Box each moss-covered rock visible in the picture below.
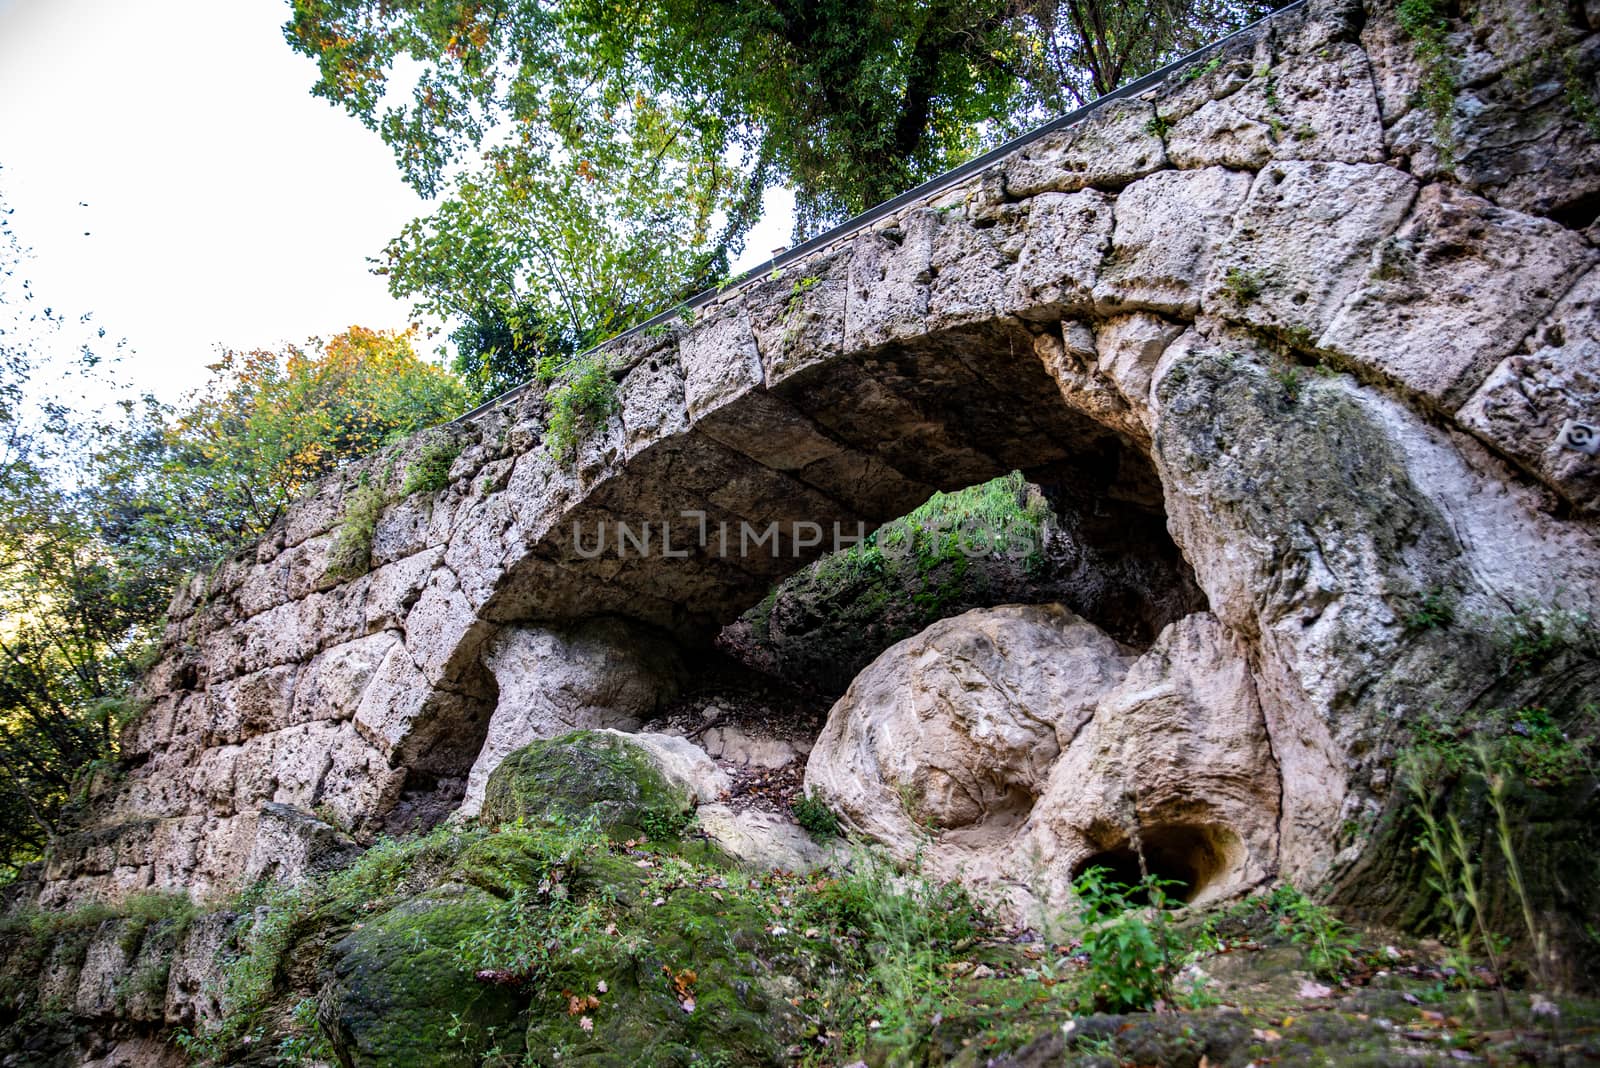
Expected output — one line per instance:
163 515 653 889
321 882 527 1068
479 731 695 840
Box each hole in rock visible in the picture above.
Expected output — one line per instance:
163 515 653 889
1072 823 1241 906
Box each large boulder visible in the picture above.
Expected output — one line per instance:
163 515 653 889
803 604 1135 871
321 882 527 1068
478 731 714 840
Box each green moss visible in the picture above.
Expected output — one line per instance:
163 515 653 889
480 732 694 840
323 883 527 1068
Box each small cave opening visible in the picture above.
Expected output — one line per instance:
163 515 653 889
1071 823 1242 906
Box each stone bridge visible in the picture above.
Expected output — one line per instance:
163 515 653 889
42 0 1600 915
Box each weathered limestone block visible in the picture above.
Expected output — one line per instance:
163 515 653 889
1002 98 1166 198
1093 167 1252 316
458 618 685 817
1008 189 1114 319
1203 160 1418 340
402 569 481 686
73 919 136 1018
352 639 433 754
681 300 764 425
804 604 1134 862
928 203 1027 325
749 249 850 386
370 491 456 568
1458 266 1600 513
201 663 299 746
1032 323 1145 443
1165 42 1384 169
1017 613 1279 911
284 467 357 547
1322 185 1598 408
1094 312 1189 436
243 802 358 884
291 630 401 725
843 209 938 351
614 334 689 456
164 910 235 1028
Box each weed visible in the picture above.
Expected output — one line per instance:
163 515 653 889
545 353 620 463
1407 588 1457 631
1402 748 1509 1021
1480 746 1555 992
1412 704 1597 788
1144 112 1174 139
1272 364 1304 404
1263 885 1359 979
1221 267 1264 303
326 470 388 579
792 795 841 838
400 433 461 496
1071 865 1181 1013
1396 0 1458 162
1564 48 1600 137
1183 53 1224 82
1481 602 1594 677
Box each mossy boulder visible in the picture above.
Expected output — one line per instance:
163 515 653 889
479 731 695 840
321 882 526 1067
519 876 802 1066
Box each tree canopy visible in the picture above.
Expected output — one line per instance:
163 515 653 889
287 0 1280 400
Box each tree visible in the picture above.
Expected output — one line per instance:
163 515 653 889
1010 0 1284 115
288 0 1280 375
0 317 468 878
110 326 470 575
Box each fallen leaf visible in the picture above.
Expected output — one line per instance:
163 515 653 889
579 1015 594 1033
681 997 696 1014
1252 1028 1282 1042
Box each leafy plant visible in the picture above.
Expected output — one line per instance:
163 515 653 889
325 470 388 579
545 354 620 463
1396 0 1457 161
1262 885 1358 979
1407 588 1457 631
1071 865 1181 1013
1144 112 1174 138
400 433 462 496
1221 266 1264 302
792 795 841 838
1271 363 1304 404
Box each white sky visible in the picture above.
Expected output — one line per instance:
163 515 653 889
0 0 793 407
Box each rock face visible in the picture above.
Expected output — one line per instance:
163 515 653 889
32 0 1600 978
804 608 1279 916
804 605 1134 863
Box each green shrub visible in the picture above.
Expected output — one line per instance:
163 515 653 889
792 795 841 838
1262 885 1358 979
1071 865 1180 1013
325 472 388 579
400 434 462 496
545 354 620 462
1396 0 1457 160
1221 266 1264 302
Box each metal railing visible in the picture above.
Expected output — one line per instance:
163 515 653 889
451 0 1307 425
